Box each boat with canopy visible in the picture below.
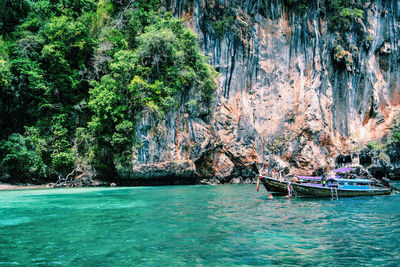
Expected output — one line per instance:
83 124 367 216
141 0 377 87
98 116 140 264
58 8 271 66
259 167 392 198
290 178 391 198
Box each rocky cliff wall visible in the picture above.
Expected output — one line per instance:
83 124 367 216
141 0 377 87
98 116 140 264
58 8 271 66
127 0 400 182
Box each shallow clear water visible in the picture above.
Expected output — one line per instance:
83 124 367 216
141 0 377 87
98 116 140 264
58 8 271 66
1 185 400 266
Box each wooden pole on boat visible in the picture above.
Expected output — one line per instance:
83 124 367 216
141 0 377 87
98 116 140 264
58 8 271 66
257 175 260 191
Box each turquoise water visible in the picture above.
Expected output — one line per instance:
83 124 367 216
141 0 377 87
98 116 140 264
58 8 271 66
1 185 400 266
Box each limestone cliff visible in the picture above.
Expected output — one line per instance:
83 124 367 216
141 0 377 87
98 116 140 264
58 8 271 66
127 0 400 182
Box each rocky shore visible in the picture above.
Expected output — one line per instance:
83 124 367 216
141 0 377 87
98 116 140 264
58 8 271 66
199 177 257 185
0 183 49 190
0 174 261 189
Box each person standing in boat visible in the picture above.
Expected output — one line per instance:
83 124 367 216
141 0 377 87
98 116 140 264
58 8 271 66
322 175 327 187
278 170 284 182
285 181 292 199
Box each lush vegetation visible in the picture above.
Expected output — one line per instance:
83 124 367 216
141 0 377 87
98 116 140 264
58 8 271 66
284 0 364 32
327 0 364 31
357 116 400 172
284 0 308 12
284 0 364 26
0 0 217 182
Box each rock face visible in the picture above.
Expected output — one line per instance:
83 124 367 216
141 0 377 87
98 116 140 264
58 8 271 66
123 0 400 182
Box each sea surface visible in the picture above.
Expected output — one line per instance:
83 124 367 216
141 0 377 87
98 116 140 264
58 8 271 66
0 184 399 266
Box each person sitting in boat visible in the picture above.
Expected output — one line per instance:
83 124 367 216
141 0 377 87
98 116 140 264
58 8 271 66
259 162 269 176
263 162 269 176
327 178 338 188
272 168 277 178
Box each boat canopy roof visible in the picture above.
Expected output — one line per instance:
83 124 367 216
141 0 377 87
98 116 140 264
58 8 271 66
296 175 322 180
332 167 355 173
327 178 371 184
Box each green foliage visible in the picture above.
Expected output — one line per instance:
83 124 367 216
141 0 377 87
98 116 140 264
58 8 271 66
73 127 96 166
2 1 97 134
3 57 48 133
0 0 217 181
123 0 161 45
0 0 30 35
0 0 98 179
213 16 235 36
328 0 364 31
0 38 11 90
388 116 400 144
340 7 364 19
392 131 400 144
86 12 217 172
40 15 96 99
333 44 353 67
284 0 308 12
185 99 199 114
366 141 380 150
49 114 74 174
0 127 47 179
94 0 113 29
361 116 400 167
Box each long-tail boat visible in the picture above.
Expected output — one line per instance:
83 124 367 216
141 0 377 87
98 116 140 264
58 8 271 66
259 176 288 195
259 175 322 195
290 178 391 198
259 167 392 198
